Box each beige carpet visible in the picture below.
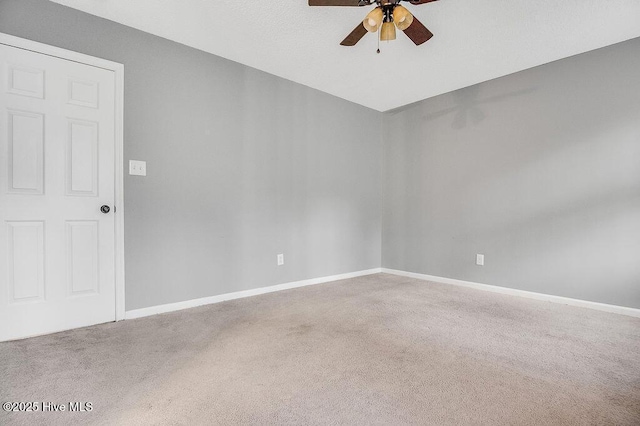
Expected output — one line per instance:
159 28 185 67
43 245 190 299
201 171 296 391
1 273 639 425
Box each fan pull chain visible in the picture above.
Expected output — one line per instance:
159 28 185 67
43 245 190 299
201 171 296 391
377 26 381 54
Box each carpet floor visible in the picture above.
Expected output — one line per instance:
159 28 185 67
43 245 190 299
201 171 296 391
1 273 639 425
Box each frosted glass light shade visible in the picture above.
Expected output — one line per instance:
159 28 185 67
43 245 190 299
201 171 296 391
380 22 396 41
393 6 414 31
363 8 384 33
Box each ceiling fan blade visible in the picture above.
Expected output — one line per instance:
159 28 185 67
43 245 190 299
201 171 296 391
403 17 433 45
405 0 439 5
340 23 368 46
309 0 369 6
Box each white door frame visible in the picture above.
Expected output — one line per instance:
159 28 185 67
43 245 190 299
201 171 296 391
0 32 126 321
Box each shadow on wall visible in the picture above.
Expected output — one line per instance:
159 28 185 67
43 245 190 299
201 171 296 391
420 85 537 129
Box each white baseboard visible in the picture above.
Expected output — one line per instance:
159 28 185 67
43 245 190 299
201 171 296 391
125 268 382 320
381 268 640 318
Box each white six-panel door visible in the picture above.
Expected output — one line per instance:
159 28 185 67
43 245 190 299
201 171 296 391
0 44 116 341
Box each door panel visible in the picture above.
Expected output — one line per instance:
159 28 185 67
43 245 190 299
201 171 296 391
68 78 99 109
8 109 44 194
0 43 116 341
67 119 98 196
7 63 44 99
66 220 100 296
7 221 45 303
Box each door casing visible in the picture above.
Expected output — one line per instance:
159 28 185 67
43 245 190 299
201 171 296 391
0 32 126 321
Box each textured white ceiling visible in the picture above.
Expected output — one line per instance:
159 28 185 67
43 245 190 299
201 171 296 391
51 0 640 111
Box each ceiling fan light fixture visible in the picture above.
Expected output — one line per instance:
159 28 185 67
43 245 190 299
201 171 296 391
393 5 414 30
380 21 396 41
363 7 383 32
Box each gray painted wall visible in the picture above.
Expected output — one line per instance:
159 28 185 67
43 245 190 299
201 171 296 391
2 0 638 312
0 0 383 310
383 38 640 309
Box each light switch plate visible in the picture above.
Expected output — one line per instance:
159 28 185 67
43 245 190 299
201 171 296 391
476 254 485 266
277 254 284 266
129 160 146 176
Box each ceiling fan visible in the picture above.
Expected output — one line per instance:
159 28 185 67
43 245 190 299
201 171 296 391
309 0 438 47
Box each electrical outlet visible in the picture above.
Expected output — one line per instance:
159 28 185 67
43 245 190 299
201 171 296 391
129 160 146 176
277 254 284 266
476 254 485 266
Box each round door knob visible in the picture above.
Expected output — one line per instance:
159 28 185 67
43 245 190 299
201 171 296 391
100 205 111 214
